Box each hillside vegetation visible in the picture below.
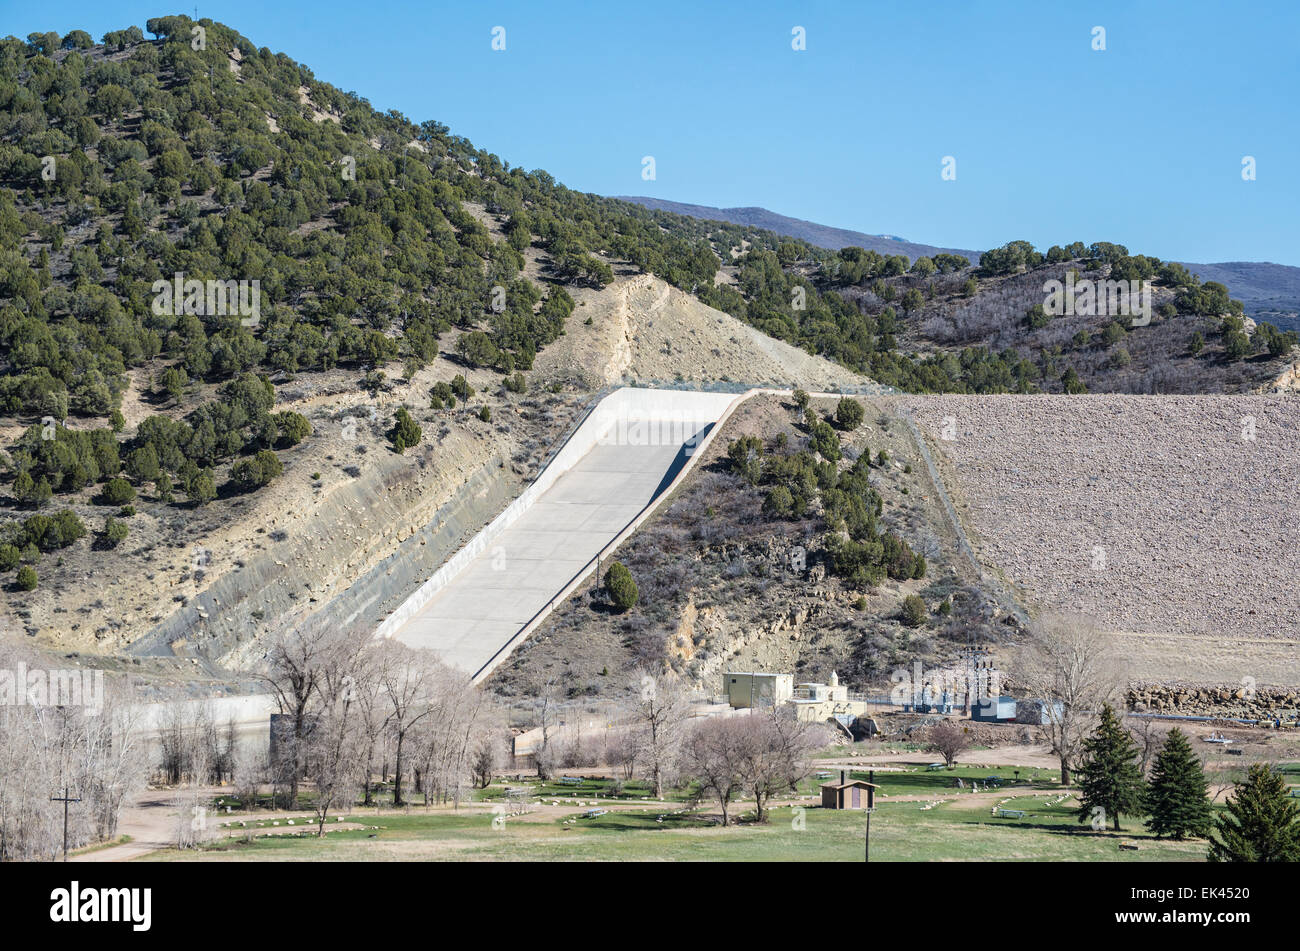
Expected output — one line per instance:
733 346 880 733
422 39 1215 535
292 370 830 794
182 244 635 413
493 393 1006 701
623 197 1300 333
0 18 812 598
0 17 1293 621
0 19 875 654
695 238 1297 395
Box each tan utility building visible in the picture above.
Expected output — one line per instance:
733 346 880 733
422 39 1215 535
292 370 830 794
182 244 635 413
727 670 876 725
724 672 793 709
789 671 871 723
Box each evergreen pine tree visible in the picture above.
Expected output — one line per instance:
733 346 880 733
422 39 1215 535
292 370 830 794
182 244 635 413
1074 703 1146 831
1208 763 1300 862
1145 728 1213 839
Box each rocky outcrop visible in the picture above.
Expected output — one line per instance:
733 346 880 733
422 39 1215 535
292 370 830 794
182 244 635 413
1127 681 1300 720
1257 357 1300 394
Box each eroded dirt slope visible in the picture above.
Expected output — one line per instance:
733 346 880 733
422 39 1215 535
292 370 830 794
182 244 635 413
534 270 876 391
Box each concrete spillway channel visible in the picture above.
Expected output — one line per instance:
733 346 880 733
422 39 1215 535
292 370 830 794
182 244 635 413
129 386 873 747
375 387 743 681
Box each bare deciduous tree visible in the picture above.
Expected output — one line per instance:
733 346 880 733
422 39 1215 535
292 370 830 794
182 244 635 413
261 617 357 808
412 664 499 807
608 731 642 782
533 678 559 781
627 668 690 799
1014 612 1117 785
928 719 971 768
233 749 268 811
471 729 506 789
679 716 746 826
0 659 149 861
735 711 824 823
79 694 148 844
168 702 218 850
374 641 437 807
1125 714 1166 778
306 637 373 834
348 642 390 807
1206 747 1264 804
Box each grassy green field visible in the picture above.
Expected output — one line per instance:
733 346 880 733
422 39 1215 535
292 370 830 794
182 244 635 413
155 800 1208 862
151 762 1218 862
211 764 1059 812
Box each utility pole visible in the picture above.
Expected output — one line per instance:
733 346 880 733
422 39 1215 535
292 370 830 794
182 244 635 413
864 769 875 863
865 807 872 862
51 786 82 861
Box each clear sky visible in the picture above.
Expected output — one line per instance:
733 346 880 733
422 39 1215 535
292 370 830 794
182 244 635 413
9 1 1299 264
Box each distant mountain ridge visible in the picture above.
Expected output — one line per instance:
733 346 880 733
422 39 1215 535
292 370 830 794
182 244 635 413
615 196 981 264
1176 262 1300 330
616 196 1300 331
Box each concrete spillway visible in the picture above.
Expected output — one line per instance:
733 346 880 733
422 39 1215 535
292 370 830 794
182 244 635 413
375 387 743 680
124 386 865 749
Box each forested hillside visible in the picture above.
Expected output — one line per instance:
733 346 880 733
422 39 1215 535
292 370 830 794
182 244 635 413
0 17 772 424
0 17 798 575
0 18 1295 596
790 240 1299 395
623 197 1300 333
689 234 1297 395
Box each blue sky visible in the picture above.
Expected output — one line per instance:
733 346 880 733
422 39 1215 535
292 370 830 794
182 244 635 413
9 1 1299 264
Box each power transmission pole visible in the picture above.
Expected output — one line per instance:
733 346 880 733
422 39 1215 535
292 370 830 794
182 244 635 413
51 786 82 861
864 769 875 863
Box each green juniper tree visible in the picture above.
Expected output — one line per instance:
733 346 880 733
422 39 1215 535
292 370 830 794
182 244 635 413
900 594 927 628
725 436 764 486
189 471 216 506
102 516 129 548
791 389 810 422
388 408 423 453
1208 763 1300 862
603 561 638 612
1074 703 1146 832
1060 367 1088 394
808 420 841 462
1145 728 1212 839
834 397 864 430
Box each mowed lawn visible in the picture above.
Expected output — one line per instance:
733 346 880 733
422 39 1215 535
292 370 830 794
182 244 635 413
146 764 1213 862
